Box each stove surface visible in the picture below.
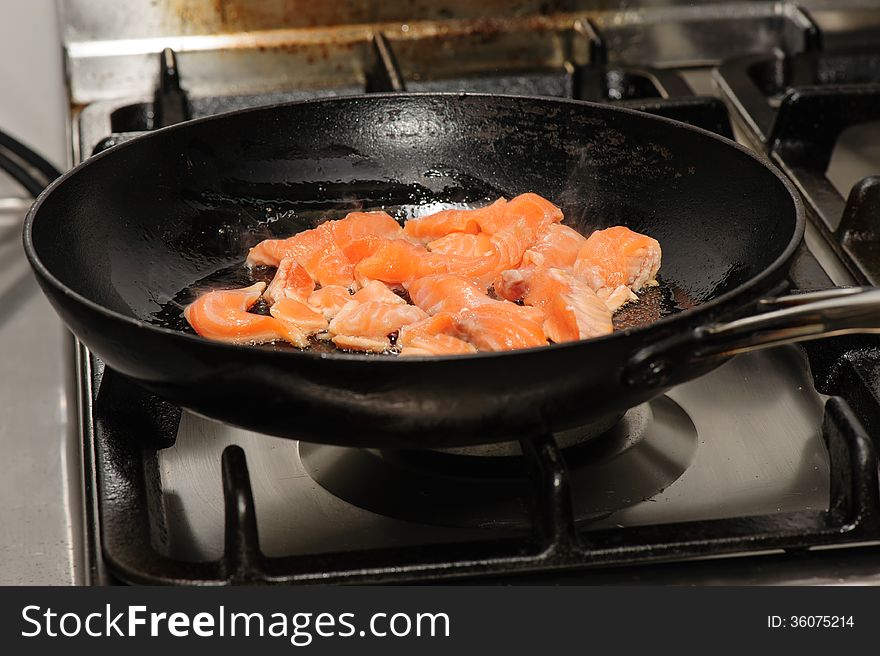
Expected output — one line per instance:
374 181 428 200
0 201 81 585
56 1 880 585
161 347 828 562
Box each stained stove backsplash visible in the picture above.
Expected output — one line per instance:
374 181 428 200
60 0 877 106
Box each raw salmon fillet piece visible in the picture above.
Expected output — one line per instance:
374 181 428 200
269 297 328 348
427 233 495 258
331 211 403 245
497 267 613 343
329 301 428 353
407 274 494 315
399 334 479 356
408 274 543 324
350 238 448 287
455 305 547 351
352 211 542 291
413 216 541 291
307 285 352 320
402 200 502 244
246 223 331 269
264 258 315 305
184 282 280 345
440 219 537 288
472 193 562 234
398 313 477 356
573 226 661 294
247 211 402 288
352 280 406 305
485 218 538 272
248 221 353 288
599 285 638 313
408 274 547 351
522 223 586 270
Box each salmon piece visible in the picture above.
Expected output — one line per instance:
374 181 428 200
329 301 427 352
407 273 545 353
407 276 547 352
506 192 564 228
264 258 315 305
472 193 562 234
400 335 478 356
485 219 537 273
408 275 494 315
184 282 280 345
599 285 638 313
409 273 544 323
425 251 497 290
397 312 477 356
398 311 458 340
497 267 612 342
403 192 555 244
331 335 394 352
248 223 356 288
342 234 384 264
351 238 447 287
439 218 540 288
269 297 328 348
330 211 402 245
322 212 400 288
494 269 528 303
455 305 547 351
246 224 332 269
307 285 352 320
427 233 495 258
354 210 541 291
402 201 502 244
309 247 356 289
248 211 401 268
352 280 406 305
247 211 402 288
522 223 586 270
573 226 661 293
318 212 400 286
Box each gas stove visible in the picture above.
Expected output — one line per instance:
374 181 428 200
54 1 880 584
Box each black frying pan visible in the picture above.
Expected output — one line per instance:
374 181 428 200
24 94 880 448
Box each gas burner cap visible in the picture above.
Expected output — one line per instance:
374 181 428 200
299 396 698 530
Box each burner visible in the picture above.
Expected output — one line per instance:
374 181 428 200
430 411 624 459
299 396 698 530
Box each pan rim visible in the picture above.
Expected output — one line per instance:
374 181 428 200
23 92 805 364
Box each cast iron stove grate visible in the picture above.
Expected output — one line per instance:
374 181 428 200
716 45 880 286
80 331 880 585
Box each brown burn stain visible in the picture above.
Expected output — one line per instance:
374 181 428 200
164 1 582 77
168 1 576 38
170 0 372 33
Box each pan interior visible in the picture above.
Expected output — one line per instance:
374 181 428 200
146 198 695 349
30 95 798 341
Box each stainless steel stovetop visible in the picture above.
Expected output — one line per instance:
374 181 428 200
0 199 79 585
160 348 829 562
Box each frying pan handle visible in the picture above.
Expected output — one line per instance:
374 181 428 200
625 287 880 388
